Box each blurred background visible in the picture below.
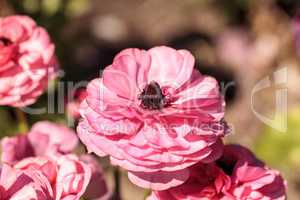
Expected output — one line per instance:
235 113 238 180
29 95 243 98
1 0 300 199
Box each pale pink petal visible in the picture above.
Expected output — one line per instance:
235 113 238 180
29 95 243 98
148 46 194 89
128 169 190 191
55 155 91 200
102 48 150 99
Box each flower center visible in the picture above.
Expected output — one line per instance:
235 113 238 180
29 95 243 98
216 157 237 176
0 37 12 46
138 81 166 110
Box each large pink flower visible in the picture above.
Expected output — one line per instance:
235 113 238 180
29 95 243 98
1 121 78 165
0 164 53 199
0 15 58 107
147 145 287 200
78 46 227 190
14 154 91 200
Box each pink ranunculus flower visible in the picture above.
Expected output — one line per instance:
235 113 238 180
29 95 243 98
147 145 287 200
0 15 58 107
77 46 227 190
80 155 110 200
1 121 78 165
14 154 92 200
0 164 53 199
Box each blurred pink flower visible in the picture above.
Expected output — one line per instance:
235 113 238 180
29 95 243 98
0 164 53 199
147 145 287 200
14 154 91 200
217 29 279 71
1 121 78 164
217 29 251 69
66 88 87 120
28 121 79 156
78 46 227 190
293 12 300 56
0 15 58 107
80 155 110 200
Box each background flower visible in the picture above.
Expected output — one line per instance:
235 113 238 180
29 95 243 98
1 121 109 200
148 145 286 200
0 15 58 107
14 154 92 200
1 121 78 164
0 164 53 199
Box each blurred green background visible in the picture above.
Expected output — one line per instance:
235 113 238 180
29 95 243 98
1 0 300 199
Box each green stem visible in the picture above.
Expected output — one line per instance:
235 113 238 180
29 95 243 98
15 108 29 133
144 189 151 200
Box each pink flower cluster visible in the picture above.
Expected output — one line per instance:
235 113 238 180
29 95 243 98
0 15 58 107
0 14 287 200
0 15 110 200
0 121 109 200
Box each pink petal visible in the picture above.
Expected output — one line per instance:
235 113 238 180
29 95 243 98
148 46 194 90
128 169 190 190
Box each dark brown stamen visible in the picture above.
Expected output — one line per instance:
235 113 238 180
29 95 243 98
138 81 166 110
216 158 237 176
0 37 12 46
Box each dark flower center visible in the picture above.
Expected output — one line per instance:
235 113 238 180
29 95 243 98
138 81 166 110
216 157 237 176
0 37 12 46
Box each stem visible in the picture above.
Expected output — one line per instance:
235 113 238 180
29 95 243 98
144 189 151 200
14 108 29 133
112 167 121 200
